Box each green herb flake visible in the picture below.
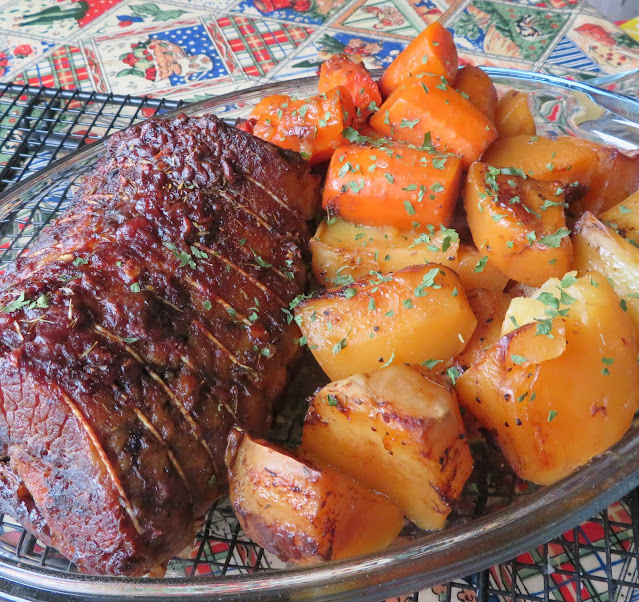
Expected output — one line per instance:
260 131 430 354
474 256 489 273
422 359 441 369
252 251 272 269
535 319 553 337
332 337 348 354
539 227 570 248
560 273 578 288
548 410 558 422
34 294 49 309
381 352 395 368
400 118 420 129
404 201 416 216
414 267 440 297
338 162 353 178
511 354 527 365
446 366 462 386
326 394 338 406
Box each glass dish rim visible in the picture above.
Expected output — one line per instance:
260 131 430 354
0 67 637 601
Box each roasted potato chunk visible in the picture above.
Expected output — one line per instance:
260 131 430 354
454 66 497 120
494 90 536 138
455 243 509 291
455 288 512 370
301 365 473 530
456 273 639 485
600 190 639 247
561 137 639 215
295 264 477 380
572 211 639 335
225 428 404 565
464 162 572 286
482 135 598 195
311 219 459 287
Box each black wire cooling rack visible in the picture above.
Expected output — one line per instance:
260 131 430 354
0 82 637 602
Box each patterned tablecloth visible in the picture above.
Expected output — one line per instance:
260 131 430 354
0 1 638 601
0 0 636 100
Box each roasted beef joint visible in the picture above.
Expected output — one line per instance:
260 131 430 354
0 114 320 575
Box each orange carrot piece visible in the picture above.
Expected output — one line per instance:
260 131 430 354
322 140 463 231
318 54 381 125
249 87 355 164
454 66 497 121
356 124 387 140
370 77 498 168
379 22 458 98
236 119 254 134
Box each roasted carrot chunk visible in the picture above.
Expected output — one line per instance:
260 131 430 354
454 66 497 121
318 54 381 125
322 138 463 231
249 87 355 164
370 77 498 168
379 21 458 98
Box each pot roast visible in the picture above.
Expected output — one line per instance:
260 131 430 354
0 114 320 575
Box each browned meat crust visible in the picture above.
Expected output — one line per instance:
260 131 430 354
0 114 320 575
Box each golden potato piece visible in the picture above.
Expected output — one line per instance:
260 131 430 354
295 264 477 381
572 211 639 336
301 365 473 530
225 428 404 565
456 273 639 485
455 243 509 291
482 135 598 195
456 288 511 370
494 90 536 138
600 190 639 248
560 137 639 216
311 219 459 287
454 66 497 121
464 162 572 286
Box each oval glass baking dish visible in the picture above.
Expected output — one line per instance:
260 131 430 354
0 68 637 601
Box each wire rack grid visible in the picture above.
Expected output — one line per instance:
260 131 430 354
0 82 637 602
